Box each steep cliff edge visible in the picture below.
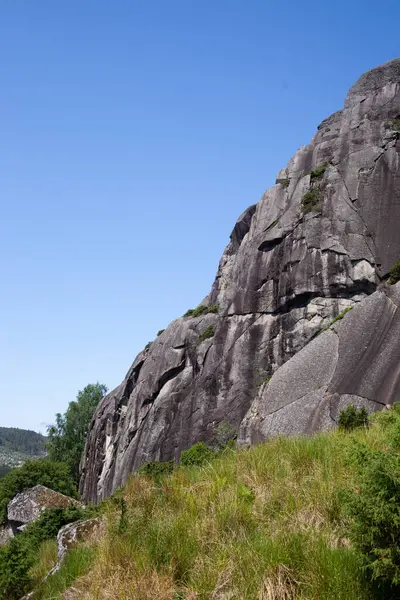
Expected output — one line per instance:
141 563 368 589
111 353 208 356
81 58 400 502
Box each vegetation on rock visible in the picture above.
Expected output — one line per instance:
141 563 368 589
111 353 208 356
323 306 353 330
388 259 400 285
301 189 321 213
197 325 215 343
183 304 218 318
310 163 329 180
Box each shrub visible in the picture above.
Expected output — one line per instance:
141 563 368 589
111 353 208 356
388 259 400 285
197 326 215 344
180 442 214 467
323 306 353 330
310 163 328 180
338 405 369 432
301 190 321 214
342 407 400 588
184 305 218 318
144 342 152 351
138 460 174 480
214 421 237 449
0 506 84 599
281 178 290 187
157 329 165 336
0 458 77 526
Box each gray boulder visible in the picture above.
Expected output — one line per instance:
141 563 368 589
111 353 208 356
7 484 80 532
80 58 400 503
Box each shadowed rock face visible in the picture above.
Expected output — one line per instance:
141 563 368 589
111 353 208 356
81 58 400 503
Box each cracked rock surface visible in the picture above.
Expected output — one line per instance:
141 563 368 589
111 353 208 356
81 58 400 503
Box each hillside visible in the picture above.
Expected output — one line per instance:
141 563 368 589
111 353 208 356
25 406 400 600
0 427 46 472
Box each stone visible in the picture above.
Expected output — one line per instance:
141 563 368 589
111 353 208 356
7 485 80 531
80 58 400 503
238 284 400 443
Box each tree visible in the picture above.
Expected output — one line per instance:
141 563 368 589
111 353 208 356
46 383 107 484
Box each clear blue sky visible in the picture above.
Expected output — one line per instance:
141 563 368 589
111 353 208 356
0 1 398 433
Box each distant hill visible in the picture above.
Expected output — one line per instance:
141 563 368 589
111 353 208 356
0 427 46 474
0 427 46 455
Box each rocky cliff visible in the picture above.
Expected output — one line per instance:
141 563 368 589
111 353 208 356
81 58 400 503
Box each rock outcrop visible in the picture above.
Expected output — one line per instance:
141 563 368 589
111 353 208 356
6 485 80 535
81 58 400 503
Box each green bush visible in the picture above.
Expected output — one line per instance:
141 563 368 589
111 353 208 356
138 460 174 480
0 506 84 599
184 305 218 318
157 329 165 336
338 405 369 432
388 259 400 285
180 442 214 467
144 342 152 351
0 459 77 526
310 163 328 180
301 190 321 213
342 406 400 588
197 326 215 344
214 421 237 449
281 178 290 187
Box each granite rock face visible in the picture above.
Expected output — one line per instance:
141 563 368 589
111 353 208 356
81 58 400 502
238 283 400 444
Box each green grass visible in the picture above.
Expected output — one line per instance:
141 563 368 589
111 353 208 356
310 163 329 181
43 424 400 599
197 325 215 343
388 259 400 285
302 190 321 214
183 304 218 318
33 546 95 599
323 306 353 330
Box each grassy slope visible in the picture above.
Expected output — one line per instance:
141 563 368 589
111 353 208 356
32 422 395 600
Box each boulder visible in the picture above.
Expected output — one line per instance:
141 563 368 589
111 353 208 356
7 485 80 531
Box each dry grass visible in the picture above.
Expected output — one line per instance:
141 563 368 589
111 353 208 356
36 427 389 599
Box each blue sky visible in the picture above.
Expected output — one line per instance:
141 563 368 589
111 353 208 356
0 1 398 433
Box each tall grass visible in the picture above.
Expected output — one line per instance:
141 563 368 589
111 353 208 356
36 425 392 599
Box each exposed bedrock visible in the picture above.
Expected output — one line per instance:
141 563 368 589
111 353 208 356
81 58 400 502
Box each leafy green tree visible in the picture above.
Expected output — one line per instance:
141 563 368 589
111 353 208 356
0 458 77 525
46 383 107 484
